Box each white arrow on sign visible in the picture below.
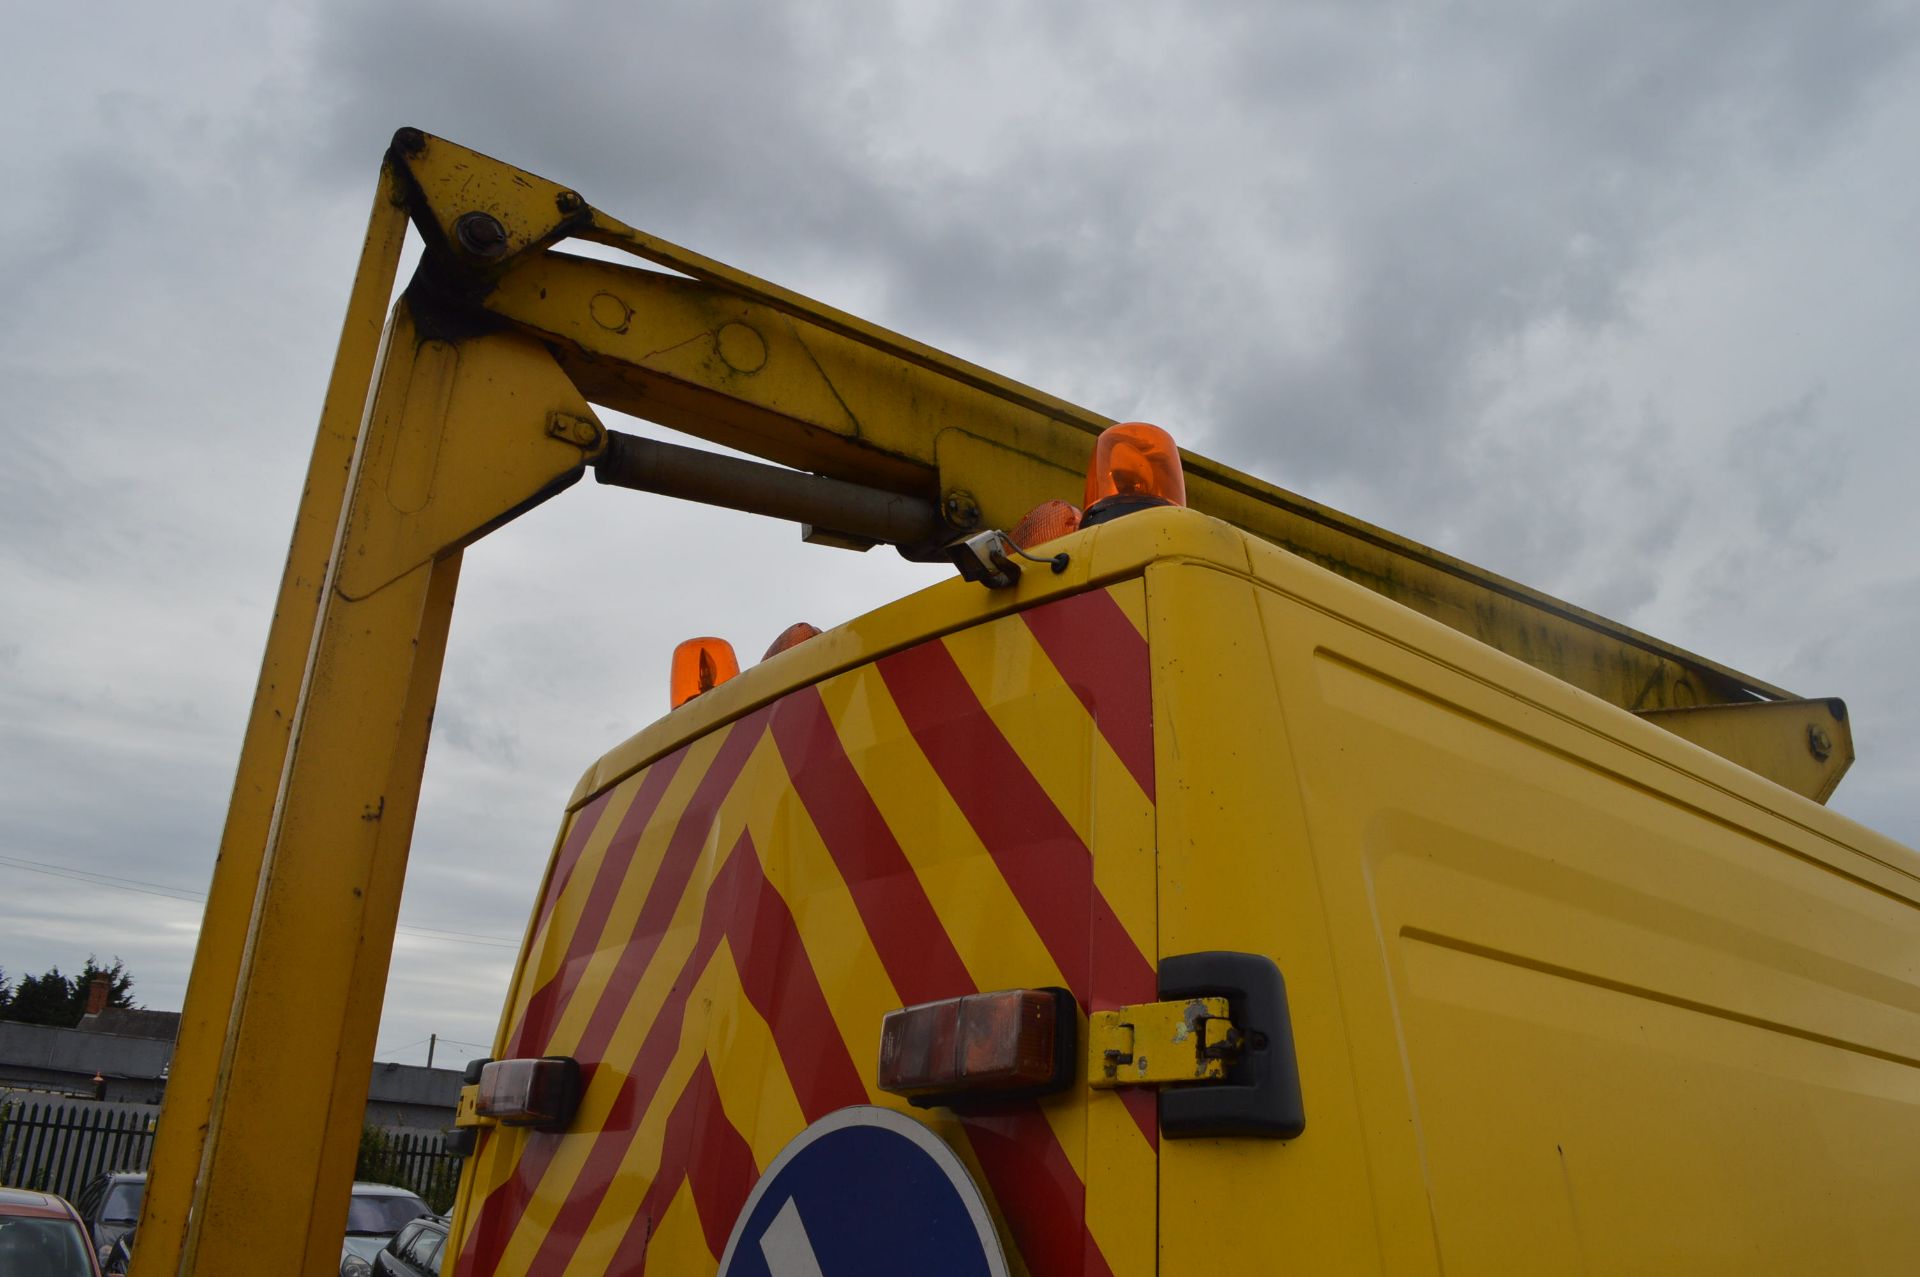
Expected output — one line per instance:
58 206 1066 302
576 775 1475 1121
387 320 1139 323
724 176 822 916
759 1197 827 1277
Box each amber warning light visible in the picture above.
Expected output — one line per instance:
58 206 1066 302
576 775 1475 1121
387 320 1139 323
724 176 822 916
669 636 740 709
877 988 1076 1107
761 621 822 660
1008 498 1083 550
1083 420 1187 526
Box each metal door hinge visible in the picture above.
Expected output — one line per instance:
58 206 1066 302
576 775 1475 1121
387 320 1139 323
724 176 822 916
1088 996 1240 1088
1158 951 1306 1140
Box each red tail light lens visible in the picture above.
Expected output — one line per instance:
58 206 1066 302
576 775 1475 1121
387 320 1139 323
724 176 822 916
475 1056 581 1128
877 988 1074 1107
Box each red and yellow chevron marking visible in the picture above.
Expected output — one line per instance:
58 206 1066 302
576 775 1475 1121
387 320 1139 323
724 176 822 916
452 581 1157 1277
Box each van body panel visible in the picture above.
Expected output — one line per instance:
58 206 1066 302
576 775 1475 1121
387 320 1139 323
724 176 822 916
1150 530 1920 1274
1270 582 1920 1273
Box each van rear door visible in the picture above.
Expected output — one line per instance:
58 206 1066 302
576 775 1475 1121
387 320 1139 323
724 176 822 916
449 578 1159 1277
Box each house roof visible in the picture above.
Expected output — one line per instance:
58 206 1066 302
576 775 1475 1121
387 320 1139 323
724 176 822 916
75 1007 181 1041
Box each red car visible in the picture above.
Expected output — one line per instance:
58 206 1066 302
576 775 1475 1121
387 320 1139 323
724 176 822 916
0 1186 104 1276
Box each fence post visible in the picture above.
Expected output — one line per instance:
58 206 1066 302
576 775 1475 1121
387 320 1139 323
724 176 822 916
0 1097 163 1197
0 1098 15 1185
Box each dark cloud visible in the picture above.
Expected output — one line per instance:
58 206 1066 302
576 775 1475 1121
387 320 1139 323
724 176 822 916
3 0 1918 1060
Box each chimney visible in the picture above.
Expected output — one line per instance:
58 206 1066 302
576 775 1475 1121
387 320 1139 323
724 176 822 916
86 974 110 1016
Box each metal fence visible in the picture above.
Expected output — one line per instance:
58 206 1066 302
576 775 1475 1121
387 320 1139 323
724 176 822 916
0 1094 157 1201
357 1125 464 1214
0 1092 463 1213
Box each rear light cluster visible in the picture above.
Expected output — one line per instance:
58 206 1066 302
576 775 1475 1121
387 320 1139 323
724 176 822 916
877 988 1075 1107
475 1056 581 1129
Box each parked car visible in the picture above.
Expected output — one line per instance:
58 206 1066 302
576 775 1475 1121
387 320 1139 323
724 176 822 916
70 1171 142 1269
0 1185 104 1276
102 1229 133 1275
338 1182 432 1276
342 1213 448 1277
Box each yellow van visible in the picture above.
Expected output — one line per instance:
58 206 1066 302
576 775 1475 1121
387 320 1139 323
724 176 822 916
445 499 1920 1276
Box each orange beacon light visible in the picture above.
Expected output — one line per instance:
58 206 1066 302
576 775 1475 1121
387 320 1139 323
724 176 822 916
1082 421 1187 526
669 637 741 709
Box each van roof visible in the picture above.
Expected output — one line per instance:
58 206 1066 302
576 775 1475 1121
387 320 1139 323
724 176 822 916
571 507 1851 812
570 506 1231 807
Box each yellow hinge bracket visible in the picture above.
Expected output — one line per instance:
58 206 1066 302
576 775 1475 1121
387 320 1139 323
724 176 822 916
1088 996 1238 1088
453 1083 497 1130
1635 696 1854 803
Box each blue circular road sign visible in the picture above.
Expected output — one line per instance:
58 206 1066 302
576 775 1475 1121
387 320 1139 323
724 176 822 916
716 1106 1010 1277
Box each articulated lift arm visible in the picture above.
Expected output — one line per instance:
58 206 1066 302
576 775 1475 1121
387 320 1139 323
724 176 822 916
133 130 1850 1277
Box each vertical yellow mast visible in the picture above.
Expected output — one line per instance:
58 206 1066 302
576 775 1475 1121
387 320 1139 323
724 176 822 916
135 142 605 1276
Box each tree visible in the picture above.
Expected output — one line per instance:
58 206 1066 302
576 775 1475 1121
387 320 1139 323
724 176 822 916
5 967 75 1025
0 956 138 1026
0 967 11 1017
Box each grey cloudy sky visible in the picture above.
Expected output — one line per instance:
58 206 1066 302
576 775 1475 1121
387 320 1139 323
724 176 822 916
3 1 1917 1070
